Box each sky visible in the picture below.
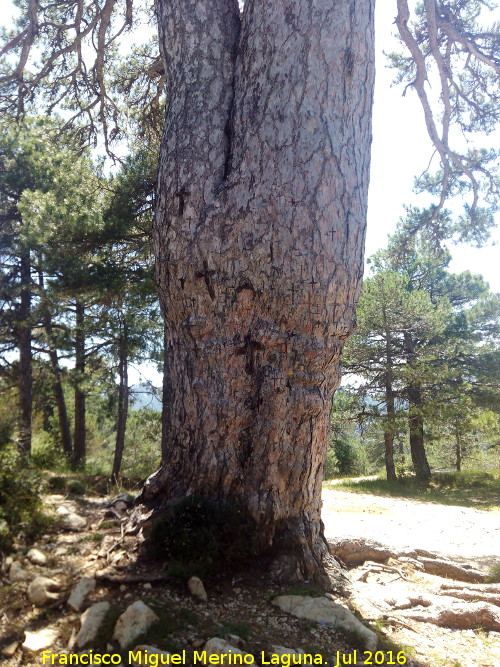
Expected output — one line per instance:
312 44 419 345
368 2 499 290
2 1 499 386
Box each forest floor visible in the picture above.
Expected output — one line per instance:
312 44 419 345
0 481 499 667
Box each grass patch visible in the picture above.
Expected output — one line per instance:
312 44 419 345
326 470 500 509
215 619 253 641
486 563 500 583
87 532 104 542
92 605 124 649
275 582 326 598
130 603 197 651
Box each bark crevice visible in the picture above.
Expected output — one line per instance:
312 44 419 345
151 0 375 586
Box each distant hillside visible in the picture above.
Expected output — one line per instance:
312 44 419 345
130 384 162 412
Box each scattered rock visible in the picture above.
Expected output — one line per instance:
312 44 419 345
112 600 159 649
28 576 61 606
131 646 171 667
329 538 397 566
113 501 129 513
268 647 311 663
225 634 246 649
272 595 377 651
1 641 19 657
419 557 486 583
384 594 432 610
99 535 116 557
203 638 254 663
437 588 500 606
75 601 111 648
27 547 48 566
67 576 96 611
188 576 208 602
397 600 500 632
56 505 87 531
113 493 135 507
9 560 28 582
22 626 59 651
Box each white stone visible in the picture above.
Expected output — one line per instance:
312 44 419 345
268 647 313 664
114 501 128 513
56 505 86 531
131 646 172 666
187 576 208 602
271 595 377 651
28 576 60 606
99 535 116 557
27 547 48 566
9 560 27 582
23 626 59 651
203 638 254 664
68 576 96 611
1 641 19 657
75 601 111 648
112 601 159 649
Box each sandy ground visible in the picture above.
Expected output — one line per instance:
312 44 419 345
322 488 500 563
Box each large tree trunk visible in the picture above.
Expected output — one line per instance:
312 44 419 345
161 322 170 461
149 0 375 585
72 301 86 469
112 324 129 483
17 249 32 456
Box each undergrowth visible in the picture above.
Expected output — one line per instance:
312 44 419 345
148 494 258 580
0 444 51 551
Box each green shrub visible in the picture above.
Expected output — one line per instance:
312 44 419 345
0 445 46 552
487 563 500 584
148 495 257 579
67 480 86 495
47 475 67 492
31 430 62 469
323 446 338 480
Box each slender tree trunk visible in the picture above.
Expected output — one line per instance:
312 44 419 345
38 270 73 462
404 332 431 481
407 384 432 480
73 301 86 469
383 311 397 481
454 420 462 472
18 250 32 456
148 0 375 585
112 324 129 483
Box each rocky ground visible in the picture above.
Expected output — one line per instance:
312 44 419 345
0 488 499 667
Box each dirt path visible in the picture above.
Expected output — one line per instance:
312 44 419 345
322 488 500 565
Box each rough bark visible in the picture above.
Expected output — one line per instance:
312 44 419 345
150 0 375 585
17 249 32 456
73 301 86 469
160 322 170 461
112 324 129 482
